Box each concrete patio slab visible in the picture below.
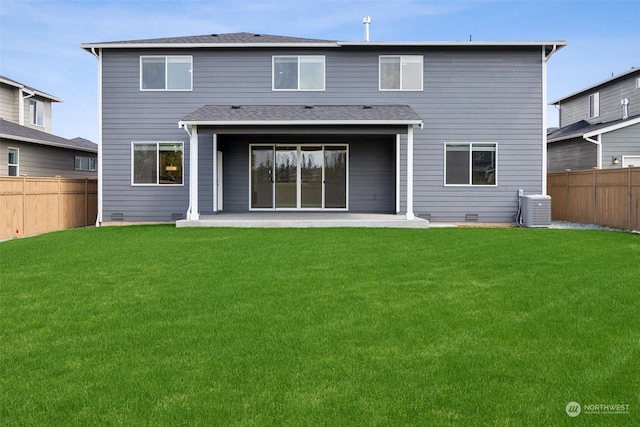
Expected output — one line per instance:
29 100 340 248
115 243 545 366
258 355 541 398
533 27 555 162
176 213 430 228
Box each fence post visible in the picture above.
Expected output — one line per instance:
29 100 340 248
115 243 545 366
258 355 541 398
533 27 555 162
629 166 633 231
565 169 570 221
592 167 597 225
85 178 89 226
22 176 27 236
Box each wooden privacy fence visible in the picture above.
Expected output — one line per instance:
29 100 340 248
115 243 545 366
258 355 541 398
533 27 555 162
547 167 640 231
1 177 97 240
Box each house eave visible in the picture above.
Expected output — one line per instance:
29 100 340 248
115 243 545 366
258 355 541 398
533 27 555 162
178 119 423 127
81 42 341 51
583 116 640 138
550 67 640 105
0 133 97 153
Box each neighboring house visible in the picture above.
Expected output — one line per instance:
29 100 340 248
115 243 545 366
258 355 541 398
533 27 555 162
548 67 640 172
0 76 97 178
81 31 565 223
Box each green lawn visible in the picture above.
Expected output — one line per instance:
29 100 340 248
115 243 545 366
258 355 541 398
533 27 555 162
1 226 639 426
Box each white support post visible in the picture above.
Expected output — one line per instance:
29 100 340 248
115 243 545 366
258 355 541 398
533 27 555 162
212 134 218 212
406 125 414 220
395 134 401 214
187 125 200 220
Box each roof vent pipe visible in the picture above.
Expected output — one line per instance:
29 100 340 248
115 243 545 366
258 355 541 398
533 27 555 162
621 98 629 120
363 16 371 41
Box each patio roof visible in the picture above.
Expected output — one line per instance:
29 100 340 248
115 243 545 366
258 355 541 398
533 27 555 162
548 114 640 143
179 104 423 127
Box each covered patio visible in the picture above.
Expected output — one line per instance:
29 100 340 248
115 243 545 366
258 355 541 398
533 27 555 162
178 104 423 221
176 212 430 228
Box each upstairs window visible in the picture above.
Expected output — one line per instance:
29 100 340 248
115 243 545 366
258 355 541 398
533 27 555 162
588 92 600 118
273 56 325 91
445 143 497 186
8 147 19 176
132 142 183 185
379 55 423 91
636 77 640 89
141 56 192 90
75 156 96 171
29 99 44 126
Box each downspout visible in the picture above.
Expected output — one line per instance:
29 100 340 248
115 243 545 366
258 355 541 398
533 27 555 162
583 134 602 169
541 44 558 195
90 47 103 226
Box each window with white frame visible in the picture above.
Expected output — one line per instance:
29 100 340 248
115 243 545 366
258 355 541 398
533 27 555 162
379 55 423 91
273 56 325 90
8 147 19 176
29 99 44 126
75 156 96 171
445 143 497 186
141 56 192 90
588 92 600 118
132 142 183 185
636 77 640 89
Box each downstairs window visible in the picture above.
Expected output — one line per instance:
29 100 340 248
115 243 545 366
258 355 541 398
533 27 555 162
445 143 497 186
132 142 183 185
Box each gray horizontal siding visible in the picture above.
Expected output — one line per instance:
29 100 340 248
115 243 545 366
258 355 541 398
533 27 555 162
602 122 640 168
101 45 545 222
559 71 640 127
547 137 597 172
0 139 97 178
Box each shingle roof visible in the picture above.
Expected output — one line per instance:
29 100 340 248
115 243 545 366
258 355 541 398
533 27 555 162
180 105 423 125
84 32 336 46
0 119 97 152
548 114 640 143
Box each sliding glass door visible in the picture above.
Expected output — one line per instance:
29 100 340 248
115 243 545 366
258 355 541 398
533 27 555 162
250 144 347 210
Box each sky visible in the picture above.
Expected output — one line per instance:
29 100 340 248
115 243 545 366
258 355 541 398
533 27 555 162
1 0 639 142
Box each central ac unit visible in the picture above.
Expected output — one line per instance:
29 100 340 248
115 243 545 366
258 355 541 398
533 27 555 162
522 195 551 227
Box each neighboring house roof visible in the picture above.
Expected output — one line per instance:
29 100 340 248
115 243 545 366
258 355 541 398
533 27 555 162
550 67 640 105
81 32 565 54
548 114 640 143
0 119 97 153
0 75 63 103
179 104 423 127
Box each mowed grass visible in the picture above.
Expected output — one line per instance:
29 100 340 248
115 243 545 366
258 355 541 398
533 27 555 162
1 226 639 426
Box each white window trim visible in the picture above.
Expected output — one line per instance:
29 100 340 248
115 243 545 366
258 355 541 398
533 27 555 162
131 141 184 186
443 142 498 187
8 147 19 176
29 99 45 127
379 55 423 91
636 77 640 89
588 92 600 118
272 55 326 91
140 56 193 91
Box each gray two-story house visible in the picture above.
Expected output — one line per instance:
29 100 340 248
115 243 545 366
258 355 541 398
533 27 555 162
548 67 640 172
81 32 565 223
0 76 97 178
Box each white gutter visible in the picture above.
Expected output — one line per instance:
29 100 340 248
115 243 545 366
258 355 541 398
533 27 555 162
178 119 423 127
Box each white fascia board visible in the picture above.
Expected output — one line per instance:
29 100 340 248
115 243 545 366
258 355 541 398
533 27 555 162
583 117 640 138
338 40 567 48
0 77 63 103
81 42 340 50
179 119 423 127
